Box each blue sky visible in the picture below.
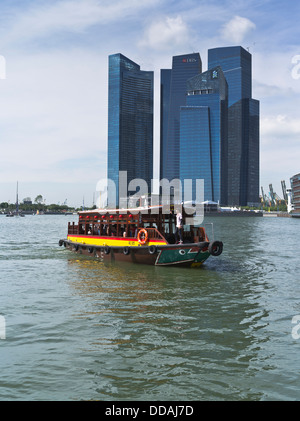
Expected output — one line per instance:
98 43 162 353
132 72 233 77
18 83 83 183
0 0 299 207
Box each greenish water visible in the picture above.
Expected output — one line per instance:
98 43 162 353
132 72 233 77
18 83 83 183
0 214 300 401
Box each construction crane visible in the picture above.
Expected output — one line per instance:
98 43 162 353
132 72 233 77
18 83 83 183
260 187 264 206
281 180 288 202
269 184 276 206
269 184 283 207
261 186 268 207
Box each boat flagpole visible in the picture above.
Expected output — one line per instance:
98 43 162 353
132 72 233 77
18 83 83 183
16 181 19 214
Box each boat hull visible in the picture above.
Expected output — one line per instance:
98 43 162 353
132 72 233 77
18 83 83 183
59 238 214 267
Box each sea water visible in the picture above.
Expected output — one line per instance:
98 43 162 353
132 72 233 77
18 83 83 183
0 214 300 401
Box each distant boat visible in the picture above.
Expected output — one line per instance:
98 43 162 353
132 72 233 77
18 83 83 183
6 182 25 217
15 181 25 217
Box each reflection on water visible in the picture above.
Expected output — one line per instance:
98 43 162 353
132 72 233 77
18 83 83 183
63 248 271 400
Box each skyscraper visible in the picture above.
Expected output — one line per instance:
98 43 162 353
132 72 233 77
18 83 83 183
160 53 202 182
208 46 259 206
107 53 154 206
180 67 228 204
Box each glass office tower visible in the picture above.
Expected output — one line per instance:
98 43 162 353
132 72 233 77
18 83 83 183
107 53 154 206
208 46 259 206
180 67 228 204
160 68 172 183
160 53 202 182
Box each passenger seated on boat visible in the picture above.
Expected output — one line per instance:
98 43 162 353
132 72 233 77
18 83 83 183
88 228 92 235
111 225 117 236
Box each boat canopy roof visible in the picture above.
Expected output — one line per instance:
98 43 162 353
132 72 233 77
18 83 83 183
78 203 202 218
78 205 163 215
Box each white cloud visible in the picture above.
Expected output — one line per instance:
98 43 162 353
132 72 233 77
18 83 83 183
0 49 107 184
260 113 300 193
0 0 158 47
253 51 300 97
139 16 190 51
261 115 300 139
220 15 256 43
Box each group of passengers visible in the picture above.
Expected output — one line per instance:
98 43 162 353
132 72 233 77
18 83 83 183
81 223 138 238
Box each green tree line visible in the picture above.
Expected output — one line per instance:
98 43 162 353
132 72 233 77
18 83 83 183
0 194 96 213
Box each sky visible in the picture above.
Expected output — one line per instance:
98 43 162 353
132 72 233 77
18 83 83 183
0 0 299 207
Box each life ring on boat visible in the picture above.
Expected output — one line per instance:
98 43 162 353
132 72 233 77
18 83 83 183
88 247 93 254
137 229 148 245
208 241 223 256
123 247 130 255
104 246 110 255
148 245 157 255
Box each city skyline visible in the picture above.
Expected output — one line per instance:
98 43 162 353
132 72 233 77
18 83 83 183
108 47 258 208
0 0 299 206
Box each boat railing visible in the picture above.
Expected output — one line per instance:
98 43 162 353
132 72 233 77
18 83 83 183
68 222 79 234
144 227 167 242
204 223 214 242
67 221 208 243
191 226 207 242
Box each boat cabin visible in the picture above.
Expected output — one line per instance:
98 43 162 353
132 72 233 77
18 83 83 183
68 206 207 244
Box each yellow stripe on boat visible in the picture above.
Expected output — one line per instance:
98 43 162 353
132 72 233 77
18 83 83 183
67 235 167 248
